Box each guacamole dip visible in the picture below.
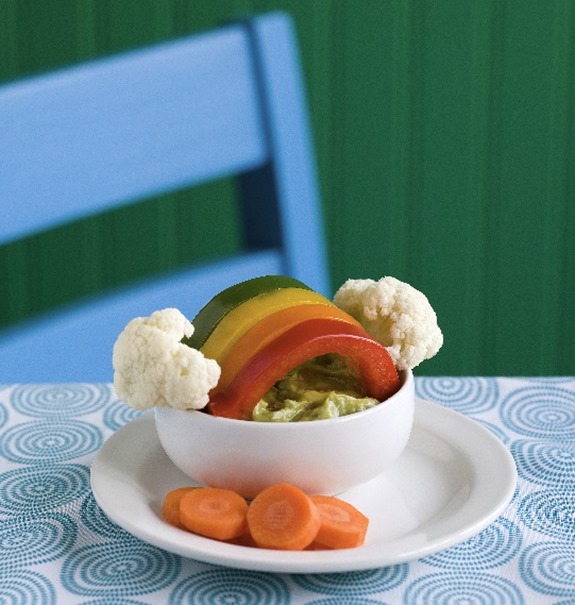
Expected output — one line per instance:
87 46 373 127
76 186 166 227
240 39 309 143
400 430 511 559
252 354 379 422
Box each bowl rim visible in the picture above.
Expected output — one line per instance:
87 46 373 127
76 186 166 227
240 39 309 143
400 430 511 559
155 368 413 429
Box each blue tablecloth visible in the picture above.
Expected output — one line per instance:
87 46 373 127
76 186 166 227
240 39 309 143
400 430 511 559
1 377 574 604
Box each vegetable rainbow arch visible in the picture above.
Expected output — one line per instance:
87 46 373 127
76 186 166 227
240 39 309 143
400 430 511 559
187 276 401 420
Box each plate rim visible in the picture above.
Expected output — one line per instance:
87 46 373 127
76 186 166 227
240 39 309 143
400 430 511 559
90 398 517 573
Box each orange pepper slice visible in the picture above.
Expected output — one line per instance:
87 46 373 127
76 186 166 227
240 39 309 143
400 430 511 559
214 303 363 393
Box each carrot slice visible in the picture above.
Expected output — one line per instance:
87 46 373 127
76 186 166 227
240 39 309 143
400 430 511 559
179 487 249 541
311 495 369 549
162 487 198 529
246 483 321 550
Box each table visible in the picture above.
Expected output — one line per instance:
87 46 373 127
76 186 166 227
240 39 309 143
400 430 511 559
1 377 574 604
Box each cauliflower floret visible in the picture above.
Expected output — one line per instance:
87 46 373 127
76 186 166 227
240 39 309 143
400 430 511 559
333 276 443 370
112 308 220 410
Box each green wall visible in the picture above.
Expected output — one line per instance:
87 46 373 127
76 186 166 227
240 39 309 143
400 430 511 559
1 0 573 376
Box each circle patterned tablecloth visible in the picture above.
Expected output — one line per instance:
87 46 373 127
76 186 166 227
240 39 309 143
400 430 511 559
0 378 574 604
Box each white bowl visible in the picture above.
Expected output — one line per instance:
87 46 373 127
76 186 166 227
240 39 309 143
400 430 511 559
155 369 414 498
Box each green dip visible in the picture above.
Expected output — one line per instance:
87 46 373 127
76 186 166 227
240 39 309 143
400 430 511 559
251 354 379 422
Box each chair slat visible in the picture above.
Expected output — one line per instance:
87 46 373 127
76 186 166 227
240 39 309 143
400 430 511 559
0 251 283 383
0 29 266 243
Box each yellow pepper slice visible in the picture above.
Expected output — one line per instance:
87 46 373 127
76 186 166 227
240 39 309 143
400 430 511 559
201 288 332 363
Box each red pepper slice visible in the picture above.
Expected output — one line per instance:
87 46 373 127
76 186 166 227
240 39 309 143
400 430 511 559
207 318 401 420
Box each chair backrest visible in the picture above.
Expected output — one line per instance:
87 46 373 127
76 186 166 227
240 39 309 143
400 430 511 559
0 11 329 382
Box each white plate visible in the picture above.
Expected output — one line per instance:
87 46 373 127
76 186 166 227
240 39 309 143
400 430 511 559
90 399 516 573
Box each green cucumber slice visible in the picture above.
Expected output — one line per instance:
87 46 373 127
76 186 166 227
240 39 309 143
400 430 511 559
184 275 312 349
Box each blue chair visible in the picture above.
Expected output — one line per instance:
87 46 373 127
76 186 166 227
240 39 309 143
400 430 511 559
0 11 329 383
